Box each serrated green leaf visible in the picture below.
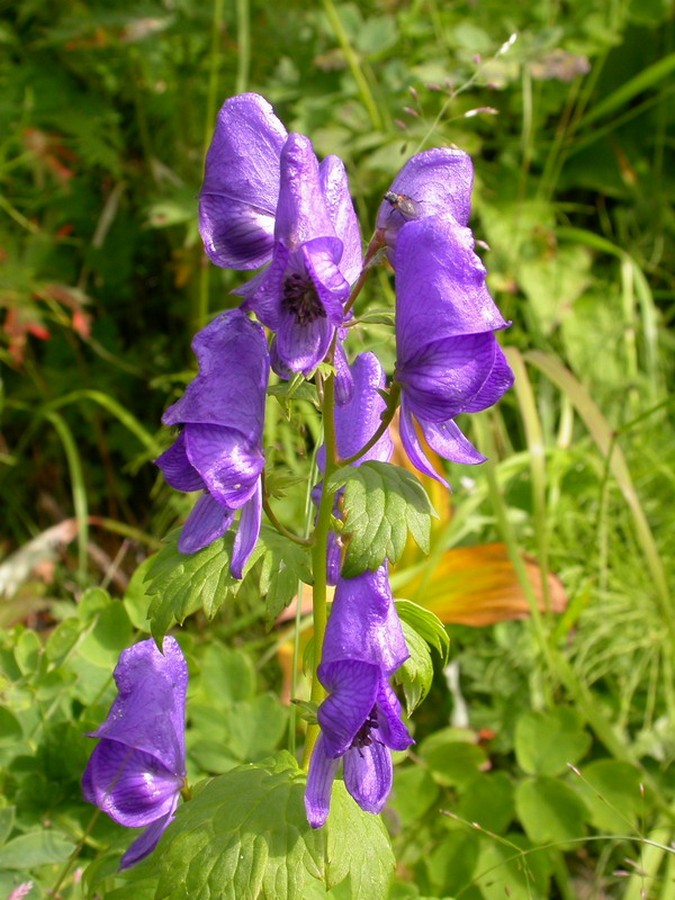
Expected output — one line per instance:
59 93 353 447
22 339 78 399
328 462 434 577
396 599 450 661
154 752 394 900
144 531 239 642
394 622 433 716
255 527 313 629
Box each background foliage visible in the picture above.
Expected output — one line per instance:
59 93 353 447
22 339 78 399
0 0 673 897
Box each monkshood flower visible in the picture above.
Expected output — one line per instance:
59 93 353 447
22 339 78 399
393 214 514 485
236 133 357 376
82 637 188 869
305 566 413 827
199 93 362 377
316 352 393 582
155 309 269 577
375 147 474 250
200 93 361 282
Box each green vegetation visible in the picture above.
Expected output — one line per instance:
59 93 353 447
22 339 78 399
0 0 673 897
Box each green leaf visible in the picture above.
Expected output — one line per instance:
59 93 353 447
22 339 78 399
154 752 394 900
0 807 15 847
571 760 648 833
396 599 450 661
389 766 439 828
144 531 240 641
514 708 591 777
473 832 552 899
515 777 589 847
425 829 480 896
419 730 487 790
254 527 313 628
393 622 433 716
0 830 75 868
455 772 515 835
327 462 434 577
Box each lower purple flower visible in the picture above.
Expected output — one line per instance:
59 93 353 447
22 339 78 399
304 567 413 827
82 637 188 869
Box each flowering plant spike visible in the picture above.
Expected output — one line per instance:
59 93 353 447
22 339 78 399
87 90 514 888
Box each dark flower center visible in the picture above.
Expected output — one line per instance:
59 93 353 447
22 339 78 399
350 707 380 757
282 273 326 326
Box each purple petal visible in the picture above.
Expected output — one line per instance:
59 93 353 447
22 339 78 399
394 216 508 359
199 93 287 269
317 659 381 758
85 637 187 774
462 341 514 413
119 807 177 870
334 353 393 464
375 682 414 751
302 239 350 324
398 332 503 423
155 432 205 493
82 742 182 828
178 492 236 554
343 739 393 815
275 134 335 248
319 154 363 284
320 567 410 675
326 531 342 586
399 403 449 487
376 148 474 245
333 338 354 405
304 735 340 829
184 424 263 509
419 417 486 466
231 480 262 578
238 242 291 331
276 306 335 376
162 310 269 441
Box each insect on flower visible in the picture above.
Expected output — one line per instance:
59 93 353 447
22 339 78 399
383 190 421 220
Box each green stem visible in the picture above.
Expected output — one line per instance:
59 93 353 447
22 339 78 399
262 474 312 546
321 0 383 131
302 372 338 769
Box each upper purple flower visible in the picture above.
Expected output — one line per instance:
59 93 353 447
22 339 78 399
393 214 514 485
200 93 362 284
304 567 413 827
236 134 357 375
155 309 269 577
376 148 474 250
82 637 188 869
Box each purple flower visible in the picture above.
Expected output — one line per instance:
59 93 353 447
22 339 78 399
376 148 475 250
236 134 357 376
304 567 413 827
82 637 188 869
199 93 287 270
394 215 514 485
155 309 269 577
